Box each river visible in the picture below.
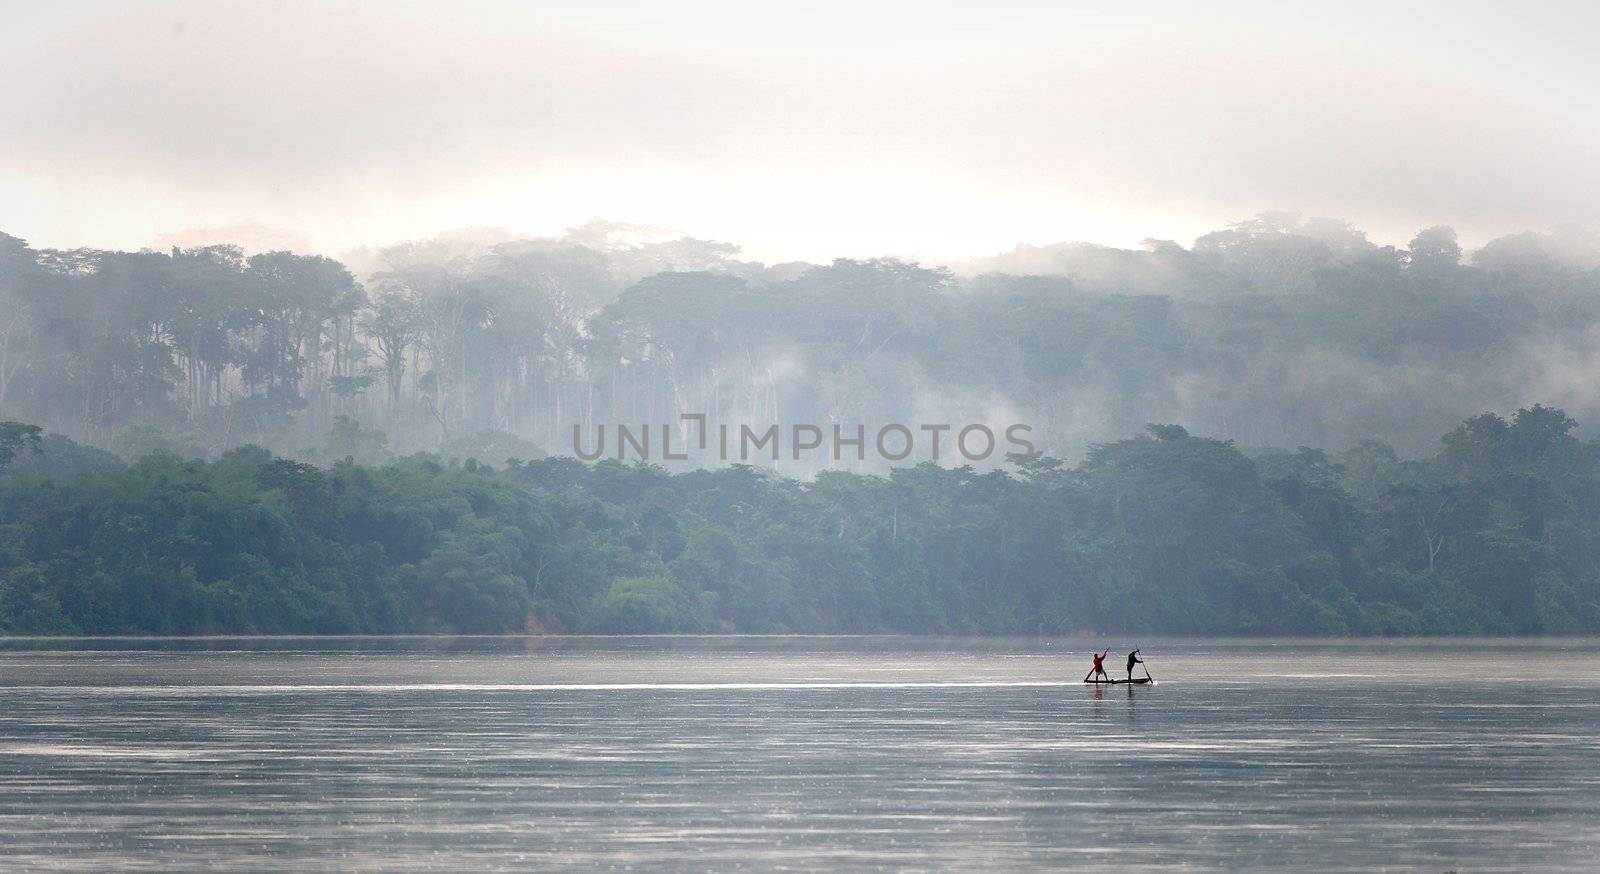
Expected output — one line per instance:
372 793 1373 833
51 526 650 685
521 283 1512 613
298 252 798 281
1 637 1597 870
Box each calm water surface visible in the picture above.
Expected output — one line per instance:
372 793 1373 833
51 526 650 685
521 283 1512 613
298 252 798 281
1 637 1598 871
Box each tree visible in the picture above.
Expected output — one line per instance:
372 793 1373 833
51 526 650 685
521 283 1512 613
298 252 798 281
165 245 250 421
0 233 49 408
243 251 363 425
1407 226 1461 270
361 283 423 417
0 420 42 473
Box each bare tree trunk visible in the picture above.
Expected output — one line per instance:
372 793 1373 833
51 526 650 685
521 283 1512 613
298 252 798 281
1417 499 1449 573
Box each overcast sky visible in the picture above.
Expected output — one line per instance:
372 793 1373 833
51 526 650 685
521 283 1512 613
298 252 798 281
3 0 1598 262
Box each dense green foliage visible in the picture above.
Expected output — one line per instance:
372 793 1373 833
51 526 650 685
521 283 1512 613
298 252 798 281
0 422 42 475
4 405 1598 636
5 217 1600 467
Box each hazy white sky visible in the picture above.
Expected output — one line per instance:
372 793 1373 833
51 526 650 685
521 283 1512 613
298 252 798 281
3 0 1598 262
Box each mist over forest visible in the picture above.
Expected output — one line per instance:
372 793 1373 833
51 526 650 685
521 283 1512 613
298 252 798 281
6 213 1600 471
10 4 1600 869
7 213 1600 635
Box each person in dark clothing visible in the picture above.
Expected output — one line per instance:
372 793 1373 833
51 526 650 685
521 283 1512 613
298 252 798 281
1126 649 1144 681
1084 648 1110 682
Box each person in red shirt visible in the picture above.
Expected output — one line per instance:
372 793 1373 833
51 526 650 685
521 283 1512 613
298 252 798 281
1083 648 1110 682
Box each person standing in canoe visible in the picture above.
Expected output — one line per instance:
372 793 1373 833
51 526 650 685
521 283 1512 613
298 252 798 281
1126 649 1144 682
1084 648 1110 682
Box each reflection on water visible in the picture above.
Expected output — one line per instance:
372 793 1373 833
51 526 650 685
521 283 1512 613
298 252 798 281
2 637 1599 870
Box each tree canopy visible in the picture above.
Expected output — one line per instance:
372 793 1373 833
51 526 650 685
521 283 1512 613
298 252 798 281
3 406 1599 636
6 218 1600 469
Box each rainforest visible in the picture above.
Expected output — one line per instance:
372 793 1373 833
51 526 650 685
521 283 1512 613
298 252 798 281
2 404 1596 635
5 216 1600 635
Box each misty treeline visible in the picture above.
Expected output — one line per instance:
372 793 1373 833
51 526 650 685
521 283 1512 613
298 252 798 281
6 214 1600 466
2 404 1597 635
